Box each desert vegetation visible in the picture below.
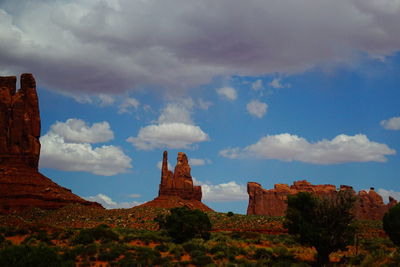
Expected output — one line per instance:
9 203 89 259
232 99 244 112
0 203 399 266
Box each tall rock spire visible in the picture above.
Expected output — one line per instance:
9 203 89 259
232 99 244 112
0 73 40 169
0 74 102 213
141 151 212 212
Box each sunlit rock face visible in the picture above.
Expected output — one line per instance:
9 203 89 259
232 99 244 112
0 74 102 213
247 180 397 220
140 151 213 212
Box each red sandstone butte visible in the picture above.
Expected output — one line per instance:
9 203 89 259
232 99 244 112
140 151 213 212
0 74 102 213
247 180 397 220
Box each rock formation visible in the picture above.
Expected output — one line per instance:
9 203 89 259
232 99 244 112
0 74 102 213
247 180 397 220
140 151 213 212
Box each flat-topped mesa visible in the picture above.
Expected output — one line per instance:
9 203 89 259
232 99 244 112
159 151 202 201
247 180 397 220
0 74 102 213
0 74 40 169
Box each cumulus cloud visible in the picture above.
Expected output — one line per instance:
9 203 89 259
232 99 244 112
127 123 208 150
98 94 115 106
269 78 284 88
220 133 396 164
49 119 114 143
251 79 264 91
216 87 237 101
246 100 268 118
84 193 141 209
197 98 213 110
377 188 400 203
189 158 211 166
40 119 131 176
193 179 247 202
380 116 400 130
1 0 400 96
118 97 140 114
127 102 209 150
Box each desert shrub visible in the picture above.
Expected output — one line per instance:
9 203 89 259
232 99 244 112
3 227 29 237
98 242 127 261
383 203 400 247
132 246 162 266
72 224 119 245
123 230 170 244
0 244 73 267
284 191 356 266
191 254 213 266
227 211 234 217
182 238 206 253
168 243 184 259
155 243 169 252
156 207 212 243
253 247 273 260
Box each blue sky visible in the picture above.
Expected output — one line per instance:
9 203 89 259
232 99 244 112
1 0 400 213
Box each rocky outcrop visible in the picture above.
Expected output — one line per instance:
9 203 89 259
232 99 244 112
247 180 397 220
0 74 102 213
140 151 213 212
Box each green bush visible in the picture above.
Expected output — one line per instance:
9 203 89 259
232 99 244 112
72 224 119 245
98 242 127 261
0 244 74 267
156 207 212 243
227 211 234 217
383 203 400 247
284 191 356 265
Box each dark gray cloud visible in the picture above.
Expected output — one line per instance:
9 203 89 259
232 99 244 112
1 0 400 96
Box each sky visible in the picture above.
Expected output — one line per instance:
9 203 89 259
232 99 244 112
1 0 400 214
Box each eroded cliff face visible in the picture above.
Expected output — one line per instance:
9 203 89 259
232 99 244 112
247 180 397 220
0 74 40 169
140 151 212 212
0 74 102 213
159 151 202 201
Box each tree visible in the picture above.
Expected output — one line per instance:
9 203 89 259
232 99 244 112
156 207 212 243
284 191 356 266
383 203 400 247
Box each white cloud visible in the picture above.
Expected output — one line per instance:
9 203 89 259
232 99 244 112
156 160 172 170
246 100 268 118
198 98 213 110
118 97 140 114
40 119 131 176
98 94 115 106
269 78 284 88
128 193 141 198
127 123 209 150
84 193 141 209
50 119 114 143
127 101 209 150
380 116 400 130
157 102 193 124
1 0 400 96
216 87 237 101
377 189 400 204
193 178 247 202
189 158 211 166
220 133 396 164
251 79 264 91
